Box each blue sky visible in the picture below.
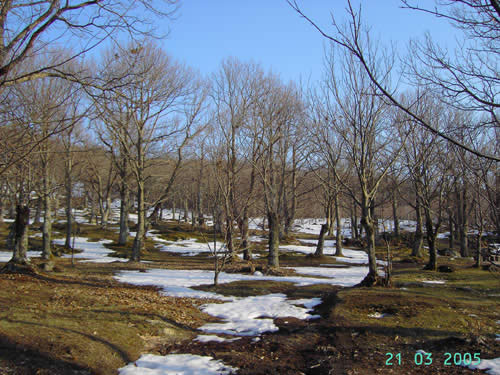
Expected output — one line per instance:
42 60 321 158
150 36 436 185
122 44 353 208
156 0 456 83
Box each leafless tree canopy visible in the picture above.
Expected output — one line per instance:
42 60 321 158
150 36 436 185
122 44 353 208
0 0 179 86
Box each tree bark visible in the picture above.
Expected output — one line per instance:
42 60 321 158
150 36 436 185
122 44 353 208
64 156 73 248
475 233 482 268
41 155 52 260
42 192 52 260
392 193 399 238
335 193 343 256
360 194 379 285
183 198 189 222
314 223 328 257
118 185 129 246
412 197 424 257
424 208 438 271
33 198 41 226
238 215 252 260
131 180 145 262
351 199 359 239
10 205 30 265
268 212 280 268
456 185 469 257
448 214 454 250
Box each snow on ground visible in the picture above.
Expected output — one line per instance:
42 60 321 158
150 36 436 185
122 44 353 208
368 312 391 319
115 267 366 301
280 243 386 266
421 280 446 284
289 266 378 287
156 238 224 256
194 335 240 343
298 239 336 247
120 266 367 294
461 357 500 375
0 251 41 263
118 353 238 375
52 237 127 263
237 252 262 259
115 265 364 338
115 266 356 372
200 294 321 336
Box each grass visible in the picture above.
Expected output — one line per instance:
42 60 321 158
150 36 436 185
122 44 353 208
0 259 213 374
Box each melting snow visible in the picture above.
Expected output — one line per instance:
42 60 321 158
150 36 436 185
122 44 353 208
461 357 500 375
156 238 224 256
52 237 127 263
368 312 391 319
0 251 41 262
194 335 240 343
200 294 320 336
118 353 237 375
115 267 366 301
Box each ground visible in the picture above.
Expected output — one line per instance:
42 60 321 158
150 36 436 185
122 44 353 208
0 220 498 374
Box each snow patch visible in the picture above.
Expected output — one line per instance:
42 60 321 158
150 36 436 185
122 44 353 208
194 335 240 343
118 353 237 375
200 294 320 336
461 357 500 375
0 251 41 263
52 237 127 263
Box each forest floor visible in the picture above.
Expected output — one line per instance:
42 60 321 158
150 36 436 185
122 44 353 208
0 220 498 374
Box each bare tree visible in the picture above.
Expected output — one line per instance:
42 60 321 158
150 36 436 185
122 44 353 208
0 0 179 87
210 58 262 259
321 46 400 285
288 0 499 162
254 75 304 268
94 40 206 262
401 95 452 270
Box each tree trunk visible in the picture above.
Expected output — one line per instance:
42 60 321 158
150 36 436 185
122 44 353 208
424 209 438 271
267 212 280 268
183 198 189 222
214 205 223 234
225 214 235 258
335 194 343 256
412 198 424 257
131 182 145 262
328 200 335 236
459 218 469 257
314 223 328 257
475 233 482 268
351 199 358 239
64 161 73 248
118 185 129 246
10 206 30 265
456 185 469 257
448 215 454 250
42 193 52 260
33 198 42 225
360 195 379 286
41 155 52 260
238 215 252 260
392 194 399 238
89 198 96 224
